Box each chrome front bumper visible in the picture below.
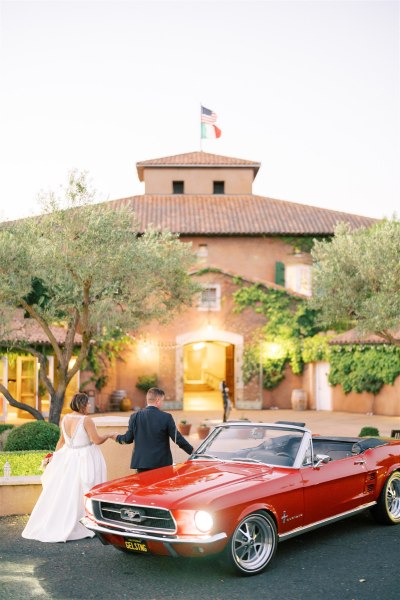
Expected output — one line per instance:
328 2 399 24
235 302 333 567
80 516 227 545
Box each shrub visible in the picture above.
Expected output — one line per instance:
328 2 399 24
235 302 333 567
359 426 380 438
0 424 14 434
136 374 158 392
0 450 48 476
4 421 60 451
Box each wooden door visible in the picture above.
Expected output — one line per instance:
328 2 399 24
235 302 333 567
16 357 38 417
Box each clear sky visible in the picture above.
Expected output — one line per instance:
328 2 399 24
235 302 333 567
0 0 399 222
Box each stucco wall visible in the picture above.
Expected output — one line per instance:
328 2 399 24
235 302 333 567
144 167 254 194
332 376 400 416
185 236 295 283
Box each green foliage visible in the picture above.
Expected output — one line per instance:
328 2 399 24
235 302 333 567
234 285 322 339
22 277 54 317
0 171 198 424
262 358 286 389
0 450 48 476
82 328 131 391
329 344 400 394
235 284 325 389
359 427 380 437
279 236 322 254
192 267 223 277
0 424 14 434
136 374 158 392
4 421 59 451
302 334 333 363
311 219 400 342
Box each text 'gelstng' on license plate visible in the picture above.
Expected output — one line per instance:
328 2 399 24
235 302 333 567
124 539 148 553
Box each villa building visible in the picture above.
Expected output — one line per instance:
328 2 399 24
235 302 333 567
95 151 376 413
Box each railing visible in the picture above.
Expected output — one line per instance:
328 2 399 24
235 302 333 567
203 371 221 391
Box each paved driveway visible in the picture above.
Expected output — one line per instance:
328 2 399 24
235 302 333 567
1 511 399 600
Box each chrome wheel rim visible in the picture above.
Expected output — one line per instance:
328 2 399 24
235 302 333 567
387 474 400 520
232 514 275 572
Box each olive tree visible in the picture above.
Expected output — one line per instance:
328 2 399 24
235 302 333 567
311 219 400 346
0 171 198 423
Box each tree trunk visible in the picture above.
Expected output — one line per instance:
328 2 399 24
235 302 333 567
48 387 67 425
0 384 44 421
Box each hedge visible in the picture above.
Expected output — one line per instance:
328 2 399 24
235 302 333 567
4 421 59 451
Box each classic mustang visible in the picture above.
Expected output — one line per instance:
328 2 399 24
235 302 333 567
81 421 400 575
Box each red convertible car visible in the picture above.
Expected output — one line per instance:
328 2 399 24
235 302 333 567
81 421 400 575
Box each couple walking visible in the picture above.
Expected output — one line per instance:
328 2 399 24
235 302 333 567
22 388 193 543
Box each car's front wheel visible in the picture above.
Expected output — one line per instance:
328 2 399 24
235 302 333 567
222 511 277 576
371 471 400 525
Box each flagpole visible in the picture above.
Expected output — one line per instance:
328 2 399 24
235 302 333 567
200 102 203 152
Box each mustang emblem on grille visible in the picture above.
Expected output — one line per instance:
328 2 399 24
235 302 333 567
120 507 146 523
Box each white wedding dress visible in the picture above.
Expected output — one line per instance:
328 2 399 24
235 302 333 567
22 415 107 543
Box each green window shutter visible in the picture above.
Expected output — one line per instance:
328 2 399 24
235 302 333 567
275 261 285 286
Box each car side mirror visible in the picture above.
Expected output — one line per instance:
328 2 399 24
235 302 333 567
313 454 331 469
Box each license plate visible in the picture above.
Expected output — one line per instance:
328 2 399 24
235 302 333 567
124 538 149 553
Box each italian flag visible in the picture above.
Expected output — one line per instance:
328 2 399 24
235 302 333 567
201 123 222 139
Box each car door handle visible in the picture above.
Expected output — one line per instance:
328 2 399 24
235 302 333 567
354 459 365 465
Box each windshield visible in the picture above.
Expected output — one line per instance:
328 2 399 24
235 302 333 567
190 424 304 467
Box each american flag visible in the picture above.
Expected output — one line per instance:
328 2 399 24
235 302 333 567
201 105 218 124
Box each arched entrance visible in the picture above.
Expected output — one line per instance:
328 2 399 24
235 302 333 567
176 330 243 411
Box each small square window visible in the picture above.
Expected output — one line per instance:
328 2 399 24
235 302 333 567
198 284 221 311
197 244 208 258
213 181 225 194
285 264 312 296
173 181 184 194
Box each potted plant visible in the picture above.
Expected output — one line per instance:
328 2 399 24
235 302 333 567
197 422 211 440
178 420 192 435
136 374 158 393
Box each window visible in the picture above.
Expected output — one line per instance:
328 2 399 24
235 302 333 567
196 244 208 258
198 284 221 311
285 264 312 296
213 181 225 194
173 181 184 194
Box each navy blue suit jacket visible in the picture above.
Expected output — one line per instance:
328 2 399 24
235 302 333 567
116 406 194 470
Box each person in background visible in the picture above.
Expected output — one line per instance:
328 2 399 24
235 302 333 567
112 387 193 472
220 380 231 422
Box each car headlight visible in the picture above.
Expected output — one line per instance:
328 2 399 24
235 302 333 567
84 497 94 515
194 511 213 533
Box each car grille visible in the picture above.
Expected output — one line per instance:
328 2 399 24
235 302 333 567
94 501 176 533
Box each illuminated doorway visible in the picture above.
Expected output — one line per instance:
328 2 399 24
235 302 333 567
183 341 234 411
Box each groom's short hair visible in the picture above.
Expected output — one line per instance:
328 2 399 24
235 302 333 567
146 388 165 405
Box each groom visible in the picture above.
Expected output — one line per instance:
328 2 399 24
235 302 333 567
112 387 193 472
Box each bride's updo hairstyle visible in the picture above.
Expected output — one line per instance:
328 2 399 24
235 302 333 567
70 392 89 413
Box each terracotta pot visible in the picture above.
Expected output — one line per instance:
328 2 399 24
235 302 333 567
197 426 211 440
178 423 192 435
120 397 132 412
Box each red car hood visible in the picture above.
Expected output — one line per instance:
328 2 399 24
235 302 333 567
88 460 290 509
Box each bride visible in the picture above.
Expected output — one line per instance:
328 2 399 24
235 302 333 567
22 392 114 543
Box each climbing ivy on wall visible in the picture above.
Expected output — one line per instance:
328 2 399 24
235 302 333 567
82 328 131 391
278 236 326 254
234 284 326 389
328 344 400 394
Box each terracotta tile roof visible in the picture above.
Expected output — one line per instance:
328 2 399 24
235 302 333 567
330 328 400 345
108 194 377 235
136 151 260 181
189 265 307 298
1 311 83 345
